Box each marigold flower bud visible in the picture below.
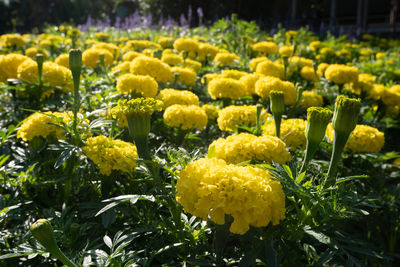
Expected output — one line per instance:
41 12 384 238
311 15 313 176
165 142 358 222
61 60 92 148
69 49 82 77
332 96 361 137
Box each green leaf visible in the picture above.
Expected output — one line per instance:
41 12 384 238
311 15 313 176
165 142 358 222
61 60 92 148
303 227 331 245
54 148 76 169
296 171 306 184
336 175 369 184
103 235 112 249
239 246 262 267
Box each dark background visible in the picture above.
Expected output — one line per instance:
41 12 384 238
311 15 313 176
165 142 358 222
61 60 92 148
0 0 397 34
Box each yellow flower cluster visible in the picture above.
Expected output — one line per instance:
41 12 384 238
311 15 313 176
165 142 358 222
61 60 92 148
92 42 120 59
173 38 199 53
198 43 219 59
161 53 184 66
0 33 26 47
17 59 72 88
0 53 30 82
209 133 290 164
208 78 246 100
17 111 78 141
54 54 69 68
114 98 163 117
123 40 161 51
263 118 307 150
213 52 240 66
249 57 269 71
183 59 202 72
300 66 317 82
25 47 50 59
83 136 138 176
116 74 158 98
255 76 296 105
279 46 293 57
298 91 324 108
217 105 269 131
110 61 131 76
171 66 197 87
325 64 359 84
252 41 278 54
163 104 207 130
326 124 385 153
239 73 264 96
157 89 199 107
82 48 113 68
176 158 286 235
158 36 174 48
202 104 219 121
220 69 248 80
255 60 284 79
122 51 142 61
382 85 400 106
130 56 173 84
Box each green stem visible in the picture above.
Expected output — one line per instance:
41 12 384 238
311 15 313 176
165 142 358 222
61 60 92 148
274 114 282 138
325 132 349 187
50 246 78 267
215 216 233 267
72 74 80 135
299 141 319 174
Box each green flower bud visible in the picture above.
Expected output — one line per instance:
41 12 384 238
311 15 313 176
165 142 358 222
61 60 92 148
299 107 332 174
332 95 361 137
69 49 82 77
30 219 78 267
306 107 332 146
270 90 285 115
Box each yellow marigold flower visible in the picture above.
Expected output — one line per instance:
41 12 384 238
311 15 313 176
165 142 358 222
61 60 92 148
255 76 296 105
171 66 197 87
83 136 138 176
39 39 52 47
220 69 248 80
130 56 173 84
94 32 110 41
173 38 199 53
18 59 72 88
290 56 313 67
122 51 142 62
360 48 373 56
25 47 50 60
176 158 286 235
67 28 81 37
279 46 293 57
54 54 69 68
114 98 163 117
123 40 161 51
217 105 270 131
263 118 307 150
320 47 336 56
348 73 375 95
368 84 386 100
325 64 359 84
300 66 317 82
202 104 219 121
382 85 400 106
252 41 278 54
214 52 240 66
317 63 329 77
163 104 207 130
376 52 386 59
142 48 154 57
326 124 384 153
0 53 30 82
158 36 174 48
198 43 219 59
17 111 83 141
161 53 184 66
1 33 26 47
239 73 264 96
210 133 290 164
285 30 298 39
183 59 202 72
110 61 131 76
82 48 113 68
208 78 246 100
249 57 269 71
157 89 199 107
202 73 220 84
309 41 323 51
299 90 324 108
255 60 284 79
116 73 158 98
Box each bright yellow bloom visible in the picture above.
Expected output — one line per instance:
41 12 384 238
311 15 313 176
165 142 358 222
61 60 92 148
83 136 137 176
300 66 317 82
110 61 131 76
198 43 219 59
202 104 219 121
0 53 30 82
255 60 284 79
161 53 184 66
171 66 197 87
255 76 296 105
325 64 359 84
176 158 286 235
54 54 69 68
82 48 113 68
123 40 161 51
220 69 248 80
173 38 199 53
163 104 207 130
239 73 265 96
382 85 400 106
213 52 240 66
299 91 324 108
157 88 199 107
279 46 293 57
326 124 384 153
263 118 307 150
208 78 246 100
116 74 158 98
25 47 50 60
92 42 120 59
158 36 174 48
217 105 270 131
1 33 26 47
249 57 269 71
252 41 278 54
209 133 290 164
309 41 323 51
122 51 142 62
183 59 202 72
130 56 173 83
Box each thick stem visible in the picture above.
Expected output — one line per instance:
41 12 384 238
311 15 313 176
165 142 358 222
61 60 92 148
299 141 319 174
51 246 78 267
325 132 349 187
274 114 282 138
135 136 151 161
